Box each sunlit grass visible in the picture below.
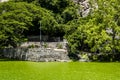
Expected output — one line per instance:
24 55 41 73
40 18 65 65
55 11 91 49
0 60 120 80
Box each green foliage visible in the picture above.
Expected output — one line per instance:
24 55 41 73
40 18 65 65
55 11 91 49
62 6 80 23
89 53 120 62
27 44 39 48
0 2 58 48
56 43 63 49
0 2 31 48
12 0 79 23
65 0 120 55
34 0 73 13
43 42 48 48
1 0 119 61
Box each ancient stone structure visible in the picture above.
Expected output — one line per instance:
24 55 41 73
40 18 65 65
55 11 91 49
73 0 98 17
73 0 90 17
0 0 8 2
0 48 70 62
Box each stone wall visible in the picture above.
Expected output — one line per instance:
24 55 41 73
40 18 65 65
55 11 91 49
20 42 67 49
0 48 70 62
0 0 8 2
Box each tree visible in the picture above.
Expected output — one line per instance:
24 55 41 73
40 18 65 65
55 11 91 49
34 0 73 13
0 1 58 48
12 0 79 23
62 6 80 23
65 0 120 54
0 2 31 48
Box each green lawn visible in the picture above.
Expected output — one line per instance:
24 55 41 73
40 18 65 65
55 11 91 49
0 60 120 80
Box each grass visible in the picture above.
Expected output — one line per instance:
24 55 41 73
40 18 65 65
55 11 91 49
0 59 120 80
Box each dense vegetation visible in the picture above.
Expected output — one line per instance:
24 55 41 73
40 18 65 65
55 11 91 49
0 0 79 48
0 0 120 61
65 0 120 61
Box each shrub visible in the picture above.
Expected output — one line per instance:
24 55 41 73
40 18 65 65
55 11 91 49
56 43 63 49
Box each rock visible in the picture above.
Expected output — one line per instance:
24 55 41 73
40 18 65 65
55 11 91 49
73 0 98 17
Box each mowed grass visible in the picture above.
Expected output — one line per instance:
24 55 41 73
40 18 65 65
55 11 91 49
0 60 120 80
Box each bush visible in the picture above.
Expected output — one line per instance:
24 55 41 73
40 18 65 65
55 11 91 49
28 44 39 48
89 53 120 62
68 53 80 61
43 43 48 48
56 43 63 49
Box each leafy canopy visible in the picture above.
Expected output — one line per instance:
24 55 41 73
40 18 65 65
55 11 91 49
65 0 120 54
0 1 58 48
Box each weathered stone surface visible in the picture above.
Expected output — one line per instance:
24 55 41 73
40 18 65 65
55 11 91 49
0 0 8 2
73 0 98 17
0 48 70 62
72 0 90 17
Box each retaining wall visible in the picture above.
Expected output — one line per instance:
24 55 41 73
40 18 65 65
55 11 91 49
0 48 70 62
